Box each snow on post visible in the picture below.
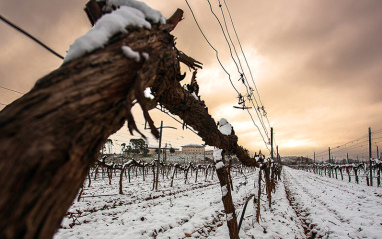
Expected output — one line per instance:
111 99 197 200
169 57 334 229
226 213 233 222
64 0 166 63
213 148 225 169
218 118 232 136
221 185 228 197
213 148 223 162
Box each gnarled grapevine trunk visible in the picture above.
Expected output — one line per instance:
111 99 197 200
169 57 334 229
0 3 269 238
0 14 181 239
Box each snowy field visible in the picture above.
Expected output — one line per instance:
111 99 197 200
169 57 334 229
283 167 382 238
54 166 382 238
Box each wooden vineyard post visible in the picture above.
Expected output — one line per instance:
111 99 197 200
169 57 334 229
214 150 239 239
256 168 262 223
195 166 198 183
155 121 163 191
377 166 381 187
369 127 373 186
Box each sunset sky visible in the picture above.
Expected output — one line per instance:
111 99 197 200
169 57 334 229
1 0 381 160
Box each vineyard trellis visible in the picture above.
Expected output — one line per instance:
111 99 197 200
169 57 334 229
0 1 281 239
78 150 282 236
292 158 382 187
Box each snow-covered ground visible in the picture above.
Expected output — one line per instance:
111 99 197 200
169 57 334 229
283 167 382 238
54 166 382 238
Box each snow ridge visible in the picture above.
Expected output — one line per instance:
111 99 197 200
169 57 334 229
64 0 165 63
104 0 166 24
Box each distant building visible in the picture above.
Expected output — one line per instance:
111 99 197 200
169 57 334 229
205 149 213 156
181 144 205 155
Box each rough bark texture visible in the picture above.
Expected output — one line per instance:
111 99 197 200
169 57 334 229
213 150 239 238
0 5 266 239
150 70 259 168
0 18 180 239
215 161 239 239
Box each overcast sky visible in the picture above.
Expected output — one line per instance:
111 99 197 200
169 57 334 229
1 0 381 159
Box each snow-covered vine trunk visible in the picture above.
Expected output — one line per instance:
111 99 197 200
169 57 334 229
0 12 182 239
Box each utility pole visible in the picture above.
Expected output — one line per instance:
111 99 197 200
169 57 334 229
155 121 176 190
314 152 316 164
270 127 274 160
328 147 331 163
347 153 349 164
369 127 373 186
164 143 167 163
155 121 163 190
277 145 279 162
203 144 206 161
376 145 379 159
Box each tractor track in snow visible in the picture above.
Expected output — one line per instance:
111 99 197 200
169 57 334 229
283 169 348 238
283 167 382 238
284 169 348 222
283 174 317 238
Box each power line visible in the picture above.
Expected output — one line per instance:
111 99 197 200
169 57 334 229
184 0 239 94
214 0 270 141
221 0 272 129
331 139 369 154
372 128 382 135
0 85 25 95
0 14 64 60
155 106 199 136
245 108 270 152
197 0 271 149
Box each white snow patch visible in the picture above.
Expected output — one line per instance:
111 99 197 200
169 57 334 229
64 0 165 63
218 118 232 136
144 87 154 99
105 0 166 24
142 52 149 60
215 161 225 170
219 124 232 135
218 118 228 126
226 213 233 222
121 46 140 62
221 185 228 197
191 92 198 100
213 149 223 163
